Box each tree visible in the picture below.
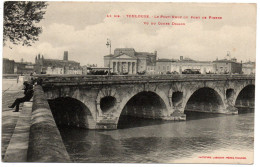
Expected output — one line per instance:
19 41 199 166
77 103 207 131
3 1 48 46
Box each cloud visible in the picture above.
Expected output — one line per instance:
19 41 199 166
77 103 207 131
3 3 256 66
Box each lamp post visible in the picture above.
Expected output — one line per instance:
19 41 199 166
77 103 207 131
106 38 111 75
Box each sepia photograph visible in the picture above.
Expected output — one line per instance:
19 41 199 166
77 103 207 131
1 1 256 164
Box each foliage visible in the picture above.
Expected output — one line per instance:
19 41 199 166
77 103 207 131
3 1 48 46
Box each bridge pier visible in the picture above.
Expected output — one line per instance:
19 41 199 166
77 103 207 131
222 102 239 114
94 108 187 130
95 115 118 129
162 110 186 121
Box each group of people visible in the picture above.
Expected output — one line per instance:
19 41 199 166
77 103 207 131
8 77 39 112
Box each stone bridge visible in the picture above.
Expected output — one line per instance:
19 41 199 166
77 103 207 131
36 74 255 129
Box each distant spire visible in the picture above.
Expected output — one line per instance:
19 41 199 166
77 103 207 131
226 51 231 60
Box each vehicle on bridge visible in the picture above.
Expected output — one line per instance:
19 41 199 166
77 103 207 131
182 69 201 74
137 71 146 75
166 71 179 74
87 67 109 75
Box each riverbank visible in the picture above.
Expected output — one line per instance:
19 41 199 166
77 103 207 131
1 79 24 159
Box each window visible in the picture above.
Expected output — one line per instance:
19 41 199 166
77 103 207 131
167 66 170 70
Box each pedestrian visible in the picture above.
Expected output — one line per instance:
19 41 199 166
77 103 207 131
8 81 34 112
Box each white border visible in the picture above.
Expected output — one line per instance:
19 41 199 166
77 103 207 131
0 1 258 167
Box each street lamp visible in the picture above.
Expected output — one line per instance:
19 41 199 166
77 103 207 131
106 39 112 75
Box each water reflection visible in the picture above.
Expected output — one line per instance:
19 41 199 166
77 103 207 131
59 109 254 163
118 116 168 129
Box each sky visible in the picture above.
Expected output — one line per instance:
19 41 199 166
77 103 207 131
3 2 257 66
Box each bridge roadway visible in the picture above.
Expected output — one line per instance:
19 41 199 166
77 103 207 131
36 74 254 86
34 74 255 130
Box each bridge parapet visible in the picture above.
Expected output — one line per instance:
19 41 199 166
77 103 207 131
35 74 255 86
27 85 71 162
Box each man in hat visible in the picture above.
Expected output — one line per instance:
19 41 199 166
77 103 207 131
8 81 34 112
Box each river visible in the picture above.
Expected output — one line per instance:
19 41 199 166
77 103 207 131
58 110 254 163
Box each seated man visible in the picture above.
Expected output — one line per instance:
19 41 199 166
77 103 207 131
8 81 34 112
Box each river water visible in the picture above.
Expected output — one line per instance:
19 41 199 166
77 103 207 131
58 110 254 163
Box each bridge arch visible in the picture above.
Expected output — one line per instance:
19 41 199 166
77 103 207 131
43 87 97 129
48 97 95 129
183 86 225 113
117 90 169 128
234 84 255 108
117 88 171 118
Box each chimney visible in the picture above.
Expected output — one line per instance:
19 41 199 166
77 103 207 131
180 56 183 61
38 54 40 60
64 51 68 61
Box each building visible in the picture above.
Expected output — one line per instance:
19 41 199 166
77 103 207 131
173 57 213 74
242 61 255 74
104 48 157 74
82 64 99 75
156 56 213 74
34 51 82 74
14 62 35 74
156 58 177 74
3 58 35 74
213 58 242 74
3 58 15 74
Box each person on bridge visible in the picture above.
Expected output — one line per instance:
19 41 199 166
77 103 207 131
8 81 34 112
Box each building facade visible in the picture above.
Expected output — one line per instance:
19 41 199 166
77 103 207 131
173 58 213 74
156 59 177 74
34 51 82 74
3 58 15 74
242 61 255 74
104 48 157 74
14 62 35 74
156 56 213 74
213 58 242 74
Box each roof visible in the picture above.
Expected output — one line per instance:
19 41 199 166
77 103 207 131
105 48 157 61
42 59 80 68
104 54 114 57
213 59 239 63
243 61 255 65
176 60 211 63
136 52 155 56
114 48 135 52
179 57 196 62
157 58 176 62
3 58 14 61
114 52 137 59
